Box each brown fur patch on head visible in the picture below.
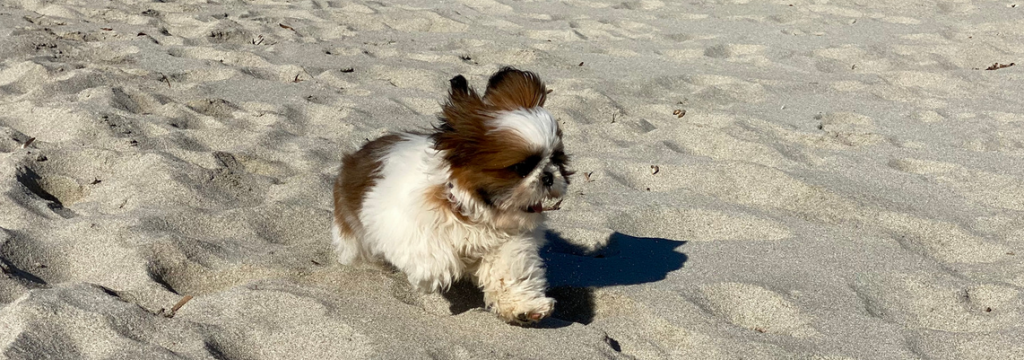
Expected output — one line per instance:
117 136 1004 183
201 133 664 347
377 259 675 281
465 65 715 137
483 67 547 111
447 128 539 207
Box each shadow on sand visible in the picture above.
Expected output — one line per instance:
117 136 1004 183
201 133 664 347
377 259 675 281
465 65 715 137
441 231 687 327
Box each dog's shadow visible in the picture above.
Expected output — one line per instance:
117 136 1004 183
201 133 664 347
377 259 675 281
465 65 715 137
441 231 688 327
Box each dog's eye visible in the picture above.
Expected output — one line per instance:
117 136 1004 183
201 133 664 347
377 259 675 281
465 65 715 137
507 155 541 178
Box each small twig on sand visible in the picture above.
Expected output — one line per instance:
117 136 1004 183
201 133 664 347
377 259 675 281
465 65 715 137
22 137 35 149
171 295 193 312
985 62 1015 70
161 295 193 318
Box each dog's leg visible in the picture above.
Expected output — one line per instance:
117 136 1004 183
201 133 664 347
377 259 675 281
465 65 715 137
475 236 555 324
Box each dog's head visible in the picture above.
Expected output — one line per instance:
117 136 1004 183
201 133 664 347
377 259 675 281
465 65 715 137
432 67 572 229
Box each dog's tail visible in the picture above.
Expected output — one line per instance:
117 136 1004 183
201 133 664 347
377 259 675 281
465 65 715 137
331 220 365 265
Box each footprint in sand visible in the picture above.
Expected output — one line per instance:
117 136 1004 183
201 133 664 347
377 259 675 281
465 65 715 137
696 282 817 337
0 61 49 95
664 115 798 168
545 85 624 125
891 159 1024 212
178 283 373 358
875 211 1011 264
0 214 180 311
686 75 768 105
0 283 211 358
912 330 1024 360
0 228 49 301
187 98 239 121
959 112 1024 154
608 161 860 225
853 272 1022 333
15 166 88 210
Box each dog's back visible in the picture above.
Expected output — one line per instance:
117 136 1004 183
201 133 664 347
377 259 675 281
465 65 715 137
331 134 403 265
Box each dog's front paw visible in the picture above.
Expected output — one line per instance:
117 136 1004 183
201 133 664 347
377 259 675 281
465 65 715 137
492 295 555 325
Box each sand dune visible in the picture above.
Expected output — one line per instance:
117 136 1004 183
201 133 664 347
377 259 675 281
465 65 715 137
2 0 1022 358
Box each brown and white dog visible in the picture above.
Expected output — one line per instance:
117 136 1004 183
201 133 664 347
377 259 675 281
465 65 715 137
331 67 571 324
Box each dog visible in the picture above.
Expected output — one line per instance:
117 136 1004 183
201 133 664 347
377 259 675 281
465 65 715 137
331 67 571 324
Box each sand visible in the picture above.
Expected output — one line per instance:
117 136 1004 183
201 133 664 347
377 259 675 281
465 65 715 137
1 0 1023 358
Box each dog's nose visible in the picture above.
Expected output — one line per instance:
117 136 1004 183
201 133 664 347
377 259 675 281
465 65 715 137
541 172 554 187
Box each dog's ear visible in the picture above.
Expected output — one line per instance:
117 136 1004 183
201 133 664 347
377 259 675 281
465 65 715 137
449 75 471 96
483 67 547 110
435 75 490 159
440 75 487 130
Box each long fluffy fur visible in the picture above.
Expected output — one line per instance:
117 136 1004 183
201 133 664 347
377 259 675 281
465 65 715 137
332 67 569 324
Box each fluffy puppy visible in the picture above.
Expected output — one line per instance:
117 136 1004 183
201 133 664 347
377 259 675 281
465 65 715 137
332 67 571 324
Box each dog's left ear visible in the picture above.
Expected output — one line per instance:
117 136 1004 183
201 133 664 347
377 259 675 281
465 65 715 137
483 67 547 110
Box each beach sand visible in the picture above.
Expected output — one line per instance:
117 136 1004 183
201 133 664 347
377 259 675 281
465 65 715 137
1 0 1022 358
